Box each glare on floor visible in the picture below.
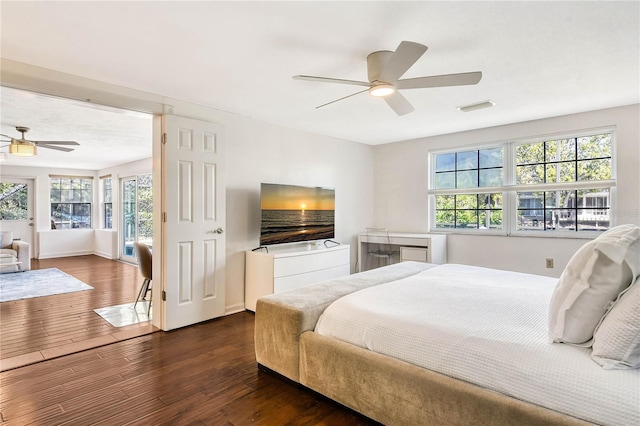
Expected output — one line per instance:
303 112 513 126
94 302 151 327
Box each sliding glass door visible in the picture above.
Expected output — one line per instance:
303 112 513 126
121 174 153 263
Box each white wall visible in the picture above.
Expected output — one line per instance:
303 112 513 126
94 229 118 259
373 104 640 277
39 229 94 259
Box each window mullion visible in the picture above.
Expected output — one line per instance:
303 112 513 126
511 179 616 193
574 138 579 182
504 142 514 235
429 186 506 196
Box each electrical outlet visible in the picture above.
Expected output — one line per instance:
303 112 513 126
546 258 554 268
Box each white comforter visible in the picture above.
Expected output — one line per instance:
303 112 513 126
315 264 639 426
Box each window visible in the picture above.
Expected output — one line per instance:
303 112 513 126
137 174 153 242
430 130 614 235
433 147 504 230
434 148 503 189
514 134 612 232
122 174 153 258
50 177 93 229
102 177 113 229
0 182 28 220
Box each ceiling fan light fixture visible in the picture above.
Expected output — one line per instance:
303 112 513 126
369 84 395 97
9 141 37 156
457 100 494 112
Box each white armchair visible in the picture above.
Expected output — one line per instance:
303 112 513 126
0 231 31 273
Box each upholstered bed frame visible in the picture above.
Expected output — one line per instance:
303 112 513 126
254 262 592 426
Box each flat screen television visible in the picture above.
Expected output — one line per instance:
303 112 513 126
260 183 335 246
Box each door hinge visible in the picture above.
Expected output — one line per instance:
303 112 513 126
162 290 167 301
163 212 167 222
162 133 167 144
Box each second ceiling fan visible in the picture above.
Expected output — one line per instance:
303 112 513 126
293 41 482 116
0 126 80 156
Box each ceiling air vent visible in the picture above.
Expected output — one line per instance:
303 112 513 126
457 100 494 112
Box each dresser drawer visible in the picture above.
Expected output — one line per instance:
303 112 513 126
274 247 349 278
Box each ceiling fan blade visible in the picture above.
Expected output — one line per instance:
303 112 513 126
34 141 80 145
379 41 428 83
37 144 75 152
384 91 415 116
0 134 14 139
293 75 370 87
316 88 370 109
396 71 482 90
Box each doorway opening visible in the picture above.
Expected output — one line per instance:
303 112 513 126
0 86 157 370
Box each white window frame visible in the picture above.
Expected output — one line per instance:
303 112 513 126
49 175 94 230
100 175 113 229
428 141 508 236
428 127 616 238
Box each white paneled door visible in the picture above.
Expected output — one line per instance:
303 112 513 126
161 115 226 330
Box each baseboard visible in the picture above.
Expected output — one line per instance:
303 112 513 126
225 303 245 315
38 250 94 259
94 251 117 260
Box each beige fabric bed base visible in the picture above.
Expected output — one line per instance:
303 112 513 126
299 332 592 426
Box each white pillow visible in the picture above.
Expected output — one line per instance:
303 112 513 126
548 224 640 345
596 224 640 279
0 232 13 249
592 279 640 369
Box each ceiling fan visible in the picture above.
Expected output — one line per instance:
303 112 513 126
293 41 482 116
0 126 80 156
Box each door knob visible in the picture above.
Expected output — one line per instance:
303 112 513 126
208 227 224 234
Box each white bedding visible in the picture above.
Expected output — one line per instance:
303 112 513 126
315 264 640 426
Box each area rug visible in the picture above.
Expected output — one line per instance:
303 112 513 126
94 301 151 327
0 268 93 302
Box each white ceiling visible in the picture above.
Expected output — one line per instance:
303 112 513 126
0 86 153 169
1 1 638 169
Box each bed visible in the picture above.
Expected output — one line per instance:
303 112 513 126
254 227 640 425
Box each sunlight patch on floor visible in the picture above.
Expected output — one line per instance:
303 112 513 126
94 301 152 327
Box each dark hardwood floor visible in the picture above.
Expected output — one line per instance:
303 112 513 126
1 255 155 365
0 311 378 425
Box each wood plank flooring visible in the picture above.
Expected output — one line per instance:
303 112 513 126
0 311 379 425
1 255 156 366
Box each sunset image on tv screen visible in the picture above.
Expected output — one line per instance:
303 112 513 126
260 183 335 245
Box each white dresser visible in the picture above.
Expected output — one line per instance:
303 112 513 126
245 244 350 311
